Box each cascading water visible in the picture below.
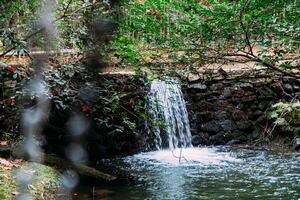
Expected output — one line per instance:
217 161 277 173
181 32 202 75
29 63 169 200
143 79 239 165
146 79 192 150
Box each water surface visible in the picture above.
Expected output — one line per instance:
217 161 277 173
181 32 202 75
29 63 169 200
75 147 300 200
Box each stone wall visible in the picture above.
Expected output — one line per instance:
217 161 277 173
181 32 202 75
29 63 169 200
183 73 300 146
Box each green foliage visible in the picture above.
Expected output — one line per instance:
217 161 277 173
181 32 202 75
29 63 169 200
0 168 15 200
0 62 29 113
109 0 300 70
0 162 61 200
0 0 40 52
268 102 300 127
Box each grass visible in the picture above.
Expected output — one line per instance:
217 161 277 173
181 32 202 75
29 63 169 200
0 168 16 199
0 161 62 200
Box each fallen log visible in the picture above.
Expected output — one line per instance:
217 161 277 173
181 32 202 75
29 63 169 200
11 143 117 181
43 154 117 181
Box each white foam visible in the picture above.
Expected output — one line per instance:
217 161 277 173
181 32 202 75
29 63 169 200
133 147 241 166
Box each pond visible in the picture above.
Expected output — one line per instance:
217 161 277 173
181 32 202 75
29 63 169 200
74 147 300 200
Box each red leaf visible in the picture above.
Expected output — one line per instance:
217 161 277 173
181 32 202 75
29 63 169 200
6 97 16 105
128 98 135 105
82 103 90 113
7 65 17 73
51 86 59 95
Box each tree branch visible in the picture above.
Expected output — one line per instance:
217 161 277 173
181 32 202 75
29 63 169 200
239 0 254 55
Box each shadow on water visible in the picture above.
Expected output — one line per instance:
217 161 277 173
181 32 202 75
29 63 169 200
74 146 300 200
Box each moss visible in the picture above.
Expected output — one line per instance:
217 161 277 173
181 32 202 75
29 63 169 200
0 168 16 199
0 161 62 200
21 163 62 199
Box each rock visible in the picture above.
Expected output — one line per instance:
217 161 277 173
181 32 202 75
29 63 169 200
256 115 266 124
231 96 241 102
282 77 300 85
209 133 225 145
220 120 237 132
241 95 256 102
236 120 252 130
189 93 207 101
187 74 201 82
252 110 263 118
271 83 284 97
294 138 300 151
192 135 202 146
253 82 264 87
283 83 293 93
239 83 253 91
251 128 260 140
293 85 300 92
232 87 245 98
199 121 221 133
232 130 247 142
198 101 216 111
295 92 300 97
196 111 214 122
235 102 244 110
190 128 198 135
214 111 230 120
293 127 300 136
222 87 232 99
226 139 240 145
188 83 207 91
250 103 258 110
257 87 276 100
210 83 224 91
232 110 246 121
258 101 270 110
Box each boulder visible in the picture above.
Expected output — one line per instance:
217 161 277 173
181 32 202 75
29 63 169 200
239 83 253 91
283 83 293 93
209 131 231 145
236 120 252 130
220 120 237 132
294 138 300 151
232 130 247 142
196 111 214 122
214 111 230 120
241 95 256 102
226 139 240 145
222 87 232 99
192 135 202 146
199 121 221 133
232 110 247 121
209 134 225 145
188 83 207 91
293 85 300 92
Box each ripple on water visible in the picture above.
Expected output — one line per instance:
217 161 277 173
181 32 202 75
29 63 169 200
85 147 300 200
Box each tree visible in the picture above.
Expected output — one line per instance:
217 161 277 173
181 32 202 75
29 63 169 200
110 0 300 77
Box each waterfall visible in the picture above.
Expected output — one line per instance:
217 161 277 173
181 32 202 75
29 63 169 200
146 79 192 150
